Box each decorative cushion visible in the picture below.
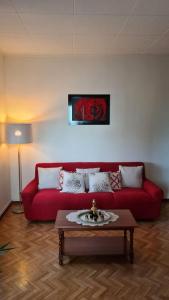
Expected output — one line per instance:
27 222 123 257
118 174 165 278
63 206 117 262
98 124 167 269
62 171 85 193
76 168 100 190
119 165 143 188
38 167 62 190
89 172 112 192
59 170 64 189
109 171 122 190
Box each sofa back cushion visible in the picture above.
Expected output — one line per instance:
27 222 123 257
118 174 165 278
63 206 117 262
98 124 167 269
35 162 145 182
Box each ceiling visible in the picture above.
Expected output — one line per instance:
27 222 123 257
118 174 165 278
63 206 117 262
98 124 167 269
0 0 169 55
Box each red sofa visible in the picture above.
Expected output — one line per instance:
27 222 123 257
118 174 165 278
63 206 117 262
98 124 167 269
21 162 163 221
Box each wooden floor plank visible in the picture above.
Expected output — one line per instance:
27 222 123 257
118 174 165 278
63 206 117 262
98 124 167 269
0 203 169 299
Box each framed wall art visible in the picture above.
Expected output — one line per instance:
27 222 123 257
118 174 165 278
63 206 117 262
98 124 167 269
68 94 110 125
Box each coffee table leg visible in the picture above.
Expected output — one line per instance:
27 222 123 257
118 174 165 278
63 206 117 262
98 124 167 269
58 229 64 266
129 229 134 264
124 229 127 258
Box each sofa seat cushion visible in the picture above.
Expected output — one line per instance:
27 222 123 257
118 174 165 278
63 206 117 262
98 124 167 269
113 188 161 219
32 189 115 220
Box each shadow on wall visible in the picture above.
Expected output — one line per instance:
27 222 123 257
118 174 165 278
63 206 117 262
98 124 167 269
145 162 166 197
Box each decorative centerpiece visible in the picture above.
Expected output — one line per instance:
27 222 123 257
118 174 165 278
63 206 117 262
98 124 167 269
66 200 119 226
84 199 104 222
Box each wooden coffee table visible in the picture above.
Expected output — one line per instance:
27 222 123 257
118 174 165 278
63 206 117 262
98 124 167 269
55 209 138 265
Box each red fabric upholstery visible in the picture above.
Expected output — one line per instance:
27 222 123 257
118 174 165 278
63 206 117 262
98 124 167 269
21 179 37 220
113 188 161 220
31 190 115 221
21 162 163 221
143 179 163 202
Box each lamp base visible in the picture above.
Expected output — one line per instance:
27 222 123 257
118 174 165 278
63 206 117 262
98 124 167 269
12 204 24 214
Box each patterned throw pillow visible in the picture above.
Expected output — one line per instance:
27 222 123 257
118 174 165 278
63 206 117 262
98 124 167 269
59 170 64 188
89 172 112 192
76 168 100 190
59 170 76 189
109 171 122 190
62 171 85 193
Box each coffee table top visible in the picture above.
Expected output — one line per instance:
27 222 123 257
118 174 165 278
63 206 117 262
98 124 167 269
55 209 138 231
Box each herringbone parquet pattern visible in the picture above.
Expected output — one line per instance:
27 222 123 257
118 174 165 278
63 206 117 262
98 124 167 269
1 203 169 300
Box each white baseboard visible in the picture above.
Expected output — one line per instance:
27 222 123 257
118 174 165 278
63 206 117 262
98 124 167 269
0 201 11 217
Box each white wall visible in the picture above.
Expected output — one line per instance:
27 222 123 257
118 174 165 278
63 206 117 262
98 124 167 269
0 55 10 215
4 54 169 200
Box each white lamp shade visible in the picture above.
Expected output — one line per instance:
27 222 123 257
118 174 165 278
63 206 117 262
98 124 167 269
6 123 32 144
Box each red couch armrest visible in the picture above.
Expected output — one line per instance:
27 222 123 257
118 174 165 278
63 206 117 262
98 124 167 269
21 179 38 219
143 179 163 202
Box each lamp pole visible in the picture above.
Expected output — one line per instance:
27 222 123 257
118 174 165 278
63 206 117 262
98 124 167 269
6 123 32 214
12 145 24 214
18 144 22 200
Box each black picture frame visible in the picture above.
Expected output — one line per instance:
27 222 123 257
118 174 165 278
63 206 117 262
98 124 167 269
68 94 110 125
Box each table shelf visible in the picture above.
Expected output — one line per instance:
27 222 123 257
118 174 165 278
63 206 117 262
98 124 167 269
63 236 129 256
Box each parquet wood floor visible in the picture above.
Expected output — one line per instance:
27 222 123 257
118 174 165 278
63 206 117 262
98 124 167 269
1 203 169 300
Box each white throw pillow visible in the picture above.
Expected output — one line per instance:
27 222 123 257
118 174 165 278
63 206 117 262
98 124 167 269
76 168 100 190
119 165 143 188
62 171 85 193
38 167 62 190
89 172 112 192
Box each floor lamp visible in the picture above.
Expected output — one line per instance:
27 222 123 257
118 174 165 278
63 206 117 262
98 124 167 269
6 123 32 214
